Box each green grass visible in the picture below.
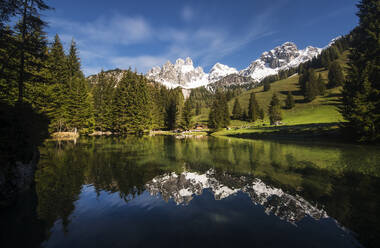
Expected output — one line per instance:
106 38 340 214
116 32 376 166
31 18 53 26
191 51 350 137
227 72 343 126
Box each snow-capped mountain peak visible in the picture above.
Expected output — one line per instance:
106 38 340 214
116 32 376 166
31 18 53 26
146 39 333 89
208 63 238 83
239 41 322 82
146 57 209 89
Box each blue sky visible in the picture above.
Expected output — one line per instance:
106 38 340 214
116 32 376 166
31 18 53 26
43 0 359 76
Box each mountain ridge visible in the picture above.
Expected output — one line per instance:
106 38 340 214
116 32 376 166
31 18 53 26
145 40 331 89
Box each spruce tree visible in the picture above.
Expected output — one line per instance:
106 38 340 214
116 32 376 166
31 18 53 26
328 61 345 88
45 34 69 132
14 0 50 102
268 93 282 125
304 69 319 102
181 99 193 130
317 74 326 95
66 77 94 133
67 39 83 79
112 71 150 134
285 91 295 109
263 81 271 91
340 0 380 142
247 92 259 122
208 91 229 130
195 103 201 116
165 88 183 130
232 98 242 120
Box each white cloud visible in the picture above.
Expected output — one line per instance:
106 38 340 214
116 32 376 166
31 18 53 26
49 15 152 45
48 9 275 76
109 55 168 72
181 6 194 22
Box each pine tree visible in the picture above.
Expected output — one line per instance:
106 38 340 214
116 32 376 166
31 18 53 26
328 61 345 88
208 91 230 130
232 98 242 120
317 74 326 95
195 103 201 115
181 99 193 130
263 81 271 91
269 93 282 125
304 69 319 102
340 0 380 142
14 0 50 102
66 77 94 133
247 92 259 122
67 39 83 79
165 88 184 130
112 71 150 134
44 34 69 132
285 91 295 109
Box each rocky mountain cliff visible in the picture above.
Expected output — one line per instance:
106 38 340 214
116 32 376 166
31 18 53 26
146 57 209 89
240 42 321 81
146 41 324 89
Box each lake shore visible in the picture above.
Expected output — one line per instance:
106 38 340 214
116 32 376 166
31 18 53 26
210 122 363 144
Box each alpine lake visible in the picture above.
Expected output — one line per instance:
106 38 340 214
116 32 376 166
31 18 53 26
1 135 379 248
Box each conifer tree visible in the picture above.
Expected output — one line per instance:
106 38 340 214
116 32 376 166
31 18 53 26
112 70 150 134
340 0 380 142
247 92 259 122
232 98 242 120
165 88 184 130
208 91 229 130
328 61 345 88
304 69 319 102
45 34 69 132
317 74 326 95
148 83 166 130
285 91 295 109
181 99 193 130
66 77 94 133
14 0 50 102
268 93 282 125
195 103 201 116
263 81 271 91
67 39 83 79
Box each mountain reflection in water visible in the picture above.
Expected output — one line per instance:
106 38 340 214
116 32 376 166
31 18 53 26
1 136 379 248
146 170 328 223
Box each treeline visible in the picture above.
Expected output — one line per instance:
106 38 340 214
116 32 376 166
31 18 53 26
208 90 284 130
299 36 351 73
92 70 194 133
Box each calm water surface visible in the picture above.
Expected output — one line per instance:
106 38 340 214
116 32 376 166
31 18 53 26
1 136 380 248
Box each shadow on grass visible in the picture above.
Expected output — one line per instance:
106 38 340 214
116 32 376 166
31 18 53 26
223 122 349 142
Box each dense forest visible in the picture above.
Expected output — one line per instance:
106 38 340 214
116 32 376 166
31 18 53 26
0 0 379 142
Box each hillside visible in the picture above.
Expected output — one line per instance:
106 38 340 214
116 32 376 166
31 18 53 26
192 51 350 129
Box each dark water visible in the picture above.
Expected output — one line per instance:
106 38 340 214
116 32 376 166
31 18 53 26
1 136 380 248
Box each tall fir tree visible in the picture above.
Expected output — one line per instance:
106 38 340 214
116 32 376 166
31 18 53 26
45 34 69 132
268 93 282 125
328 61 345 88
232 98 242 120
208 90 230 130
14 0 50 102
181 98 193 130
67 39 83 79
247 92 259 122
285 91 295 109
66 77 94 133
112 71 150 134
263 81 271 91
340 0 380 142
165 88 183 130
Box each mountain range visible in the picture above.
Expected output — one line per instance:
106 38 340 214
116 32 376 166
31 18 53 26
146 41 325 89
146 169 328 223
